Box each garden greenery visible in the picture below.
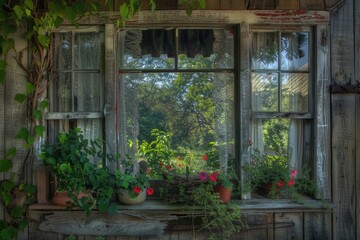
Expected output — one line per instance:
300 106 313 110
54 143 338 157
0 0 206 238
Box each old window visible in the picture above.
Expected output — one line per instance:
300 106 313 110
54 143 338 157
249 28 314 193
48 27 104 152
117 28 235 175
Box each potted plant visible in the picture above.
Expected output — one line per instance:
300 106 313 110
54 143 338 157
243 150 316 199
114 157 154 205
40 128 117 214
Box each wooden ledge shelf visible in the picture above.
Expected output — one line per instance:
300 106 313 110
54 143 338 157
29 199 334 213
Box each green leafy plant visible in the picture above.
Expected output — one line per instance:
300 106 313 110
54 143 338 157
40 128 117 214
192 183 247 240
114 156 154 199
243 150 316 199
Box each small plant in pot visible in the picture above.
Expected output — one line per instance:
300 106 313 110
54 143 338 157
114 156 154 205
40 128 117 214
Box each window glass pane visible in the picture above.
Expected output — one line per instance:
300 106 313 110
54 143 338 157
251 73 278 112
178 29 234 69
281 32 309 71
54 32 72 71
50 73 72 112
281 73 308 112
74 32 104 70
120 72 234 174
120 29 175 69
74 73 102 112
252 32 278 70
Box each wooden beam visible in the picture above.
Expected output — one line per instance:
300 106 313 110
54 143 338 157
38 212 177 236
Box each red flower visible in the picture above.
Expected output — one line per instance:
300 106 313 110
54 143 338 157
159 162 164 168
277 180 285 187
133 186 141 193
166 165 172 170
209 173 218 182
288 179 295 186
146 187 155 196
177 156 181 160
202 154 208 161
146 169 151 173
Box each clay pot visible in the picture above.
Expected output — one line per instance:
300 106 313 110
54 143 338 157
117 188 147 205
214 185 232 203
52 191 89 206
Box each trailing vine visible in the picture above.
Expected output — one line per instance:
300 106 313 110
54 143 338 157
0 0 206 238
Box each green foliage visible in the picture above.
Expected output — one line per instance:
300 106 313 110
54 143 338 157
243 150 316 199
138 129 174 178
192 183 247 239
40 128 117 215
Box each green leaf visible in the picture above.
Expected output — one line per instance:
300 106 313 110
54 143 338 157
0 60 7 84
37 34 50 48
26 82 35 94
64 7 76 23
25 8 31 17
13 5 24 19
35 125 45 137
27 135 35 145
199 0 206 8
9 206 24 218
39 100 48 110
18 219 28 231
0 226 17 240
0 159 12 173
5 147 16 159
33 109 42 120
1 192 12 206
15 127 29 140
15 93 26 103
24 184 37 194
24 0 34 10
120 3 129 20
2 180 15 192
0 38 15 55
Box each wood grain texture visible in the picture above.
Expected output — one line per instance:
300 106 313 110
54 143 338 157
300 0 325 9
220 0 246 10
332 95 356 240
330 0 355 85
274 212 303 240
39 212 177 236
304 212 332 239
276 0 300 9
315 24 331 200
248 0 276 10
239 25 251 200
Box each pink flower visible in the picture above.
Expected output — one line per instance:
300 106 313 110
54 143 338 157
202 154 208 161
133 186 141 193
198 172 208 181
291 169 297 178
288 179 295 186
209 173 218 182
146 187 155 196
277 180 285 187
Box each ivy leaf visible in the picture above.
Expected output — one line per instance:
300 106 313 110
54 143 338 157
0 38 15 55
24 0 34 10
120 3 129 20
18 219 28 231
37 34 50 48
35 125 45 137
0 159 13 173
0 226 17 240
0 60 7 84
54 16 64 28
33 109 42 120
15 127 29 141
15 93 26 103
64 7 76 23
2 180 15 192
9 206 24 218
5 147 16 159
199 0 206 9
13 5 24 19
24 184 37 194
26 82 35 94
39 100 48 110
27 135 35 145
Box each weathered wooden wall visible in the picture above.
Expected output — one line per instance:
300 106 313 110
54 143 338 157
331 0 360 239
1 0 359 239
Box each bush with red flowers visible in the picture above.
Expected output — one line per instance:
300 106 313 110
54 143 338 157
243 150 316 199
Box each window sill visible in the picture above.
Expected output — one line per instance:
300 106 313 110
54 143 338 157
29 198 334 213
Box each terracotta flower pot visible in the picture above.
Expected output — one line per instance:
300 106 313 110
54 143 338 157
214 185 232 203
117 188 147 205
52 191 89 206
